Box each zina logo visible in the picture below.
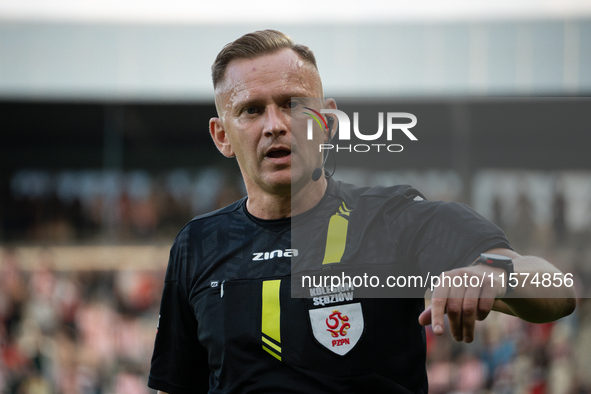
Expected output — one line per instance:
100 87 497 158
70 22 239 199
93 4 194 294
304 107 417 153
252 248 298 261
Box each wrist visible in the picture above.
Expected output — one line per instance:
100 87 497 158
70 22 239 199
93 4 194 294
476 253 516 296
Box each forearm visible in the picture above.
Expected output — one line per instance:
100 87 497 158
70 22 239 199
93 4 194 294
495 254 576 323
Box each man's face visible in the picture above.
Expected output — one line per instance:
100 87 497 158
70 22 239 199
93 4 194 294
210 48 332 197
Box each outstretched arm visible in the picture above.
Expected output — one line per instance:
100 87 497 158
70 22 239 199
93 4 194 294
419 248 576 342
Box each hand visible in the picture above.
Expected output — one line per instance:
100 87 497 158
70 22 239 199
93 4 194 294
418 264 507 343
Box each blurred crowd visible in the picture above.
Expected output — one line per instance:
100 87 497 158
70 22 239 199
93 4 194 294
0 248 163 394
1 168 591 393
425 299 591 394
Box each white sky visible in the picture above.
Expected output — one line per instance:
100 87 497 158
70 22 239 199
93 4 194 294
1 0 591 24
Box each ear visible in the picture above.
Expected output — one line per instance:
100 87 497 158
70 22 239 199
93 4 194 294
323 98 338 142
209 117 235 158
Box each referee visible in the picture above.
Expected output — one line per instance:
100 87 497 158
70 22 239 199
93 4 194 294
148 30 576 394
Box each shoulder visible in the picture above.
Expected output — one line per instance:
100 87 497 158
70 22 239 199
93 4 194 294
327 179 425 210
164 198 246 281
394 198 508 250
172 198 246 246
187 197 246 226
401 199 490 224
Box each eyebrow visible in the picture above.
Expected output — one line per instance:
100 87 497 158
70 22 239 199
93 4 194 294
231 90 311 114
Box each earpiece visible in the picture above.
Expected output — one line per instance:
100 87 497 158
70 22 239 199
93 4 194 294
327 116 334 133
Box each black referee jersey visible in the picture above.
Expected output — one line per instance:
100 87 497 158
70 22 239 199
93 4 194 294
149 179 510 393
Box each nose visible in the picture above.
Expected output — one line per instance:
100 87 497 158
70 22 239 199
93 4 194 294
263 105 289 138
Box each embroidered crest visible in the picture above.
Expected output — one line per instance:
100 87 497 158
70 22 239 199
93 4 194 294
308 303 363 356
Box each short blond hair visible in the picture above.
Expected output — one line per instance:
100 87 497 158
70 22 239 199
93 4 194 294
212 29 318 88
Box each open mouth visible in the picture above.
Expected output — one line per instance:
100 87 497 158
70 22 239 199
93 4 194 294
266 149 291 159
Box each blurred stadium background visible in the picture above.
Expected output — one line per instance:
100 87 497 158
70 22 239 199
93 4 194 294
1 1 591 393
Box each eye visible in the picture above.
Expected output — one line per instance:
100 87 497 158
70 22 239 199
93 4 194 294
244 106 259 115
288 100 300 109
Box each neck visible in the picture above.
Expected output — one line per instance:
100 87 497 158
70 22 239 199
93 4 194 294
246 177 328 220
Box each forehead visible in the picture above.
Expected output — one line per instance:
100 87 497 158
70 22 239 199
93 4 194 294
215 48 322 110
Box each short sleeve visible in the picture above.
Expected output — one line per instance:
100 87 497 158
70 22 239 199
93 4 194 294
392 200 512 277
148 247 210 393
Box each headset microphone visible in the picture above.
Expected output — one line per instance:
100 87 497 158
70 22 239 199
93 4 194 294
311 160 328 181
312 116 335 181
